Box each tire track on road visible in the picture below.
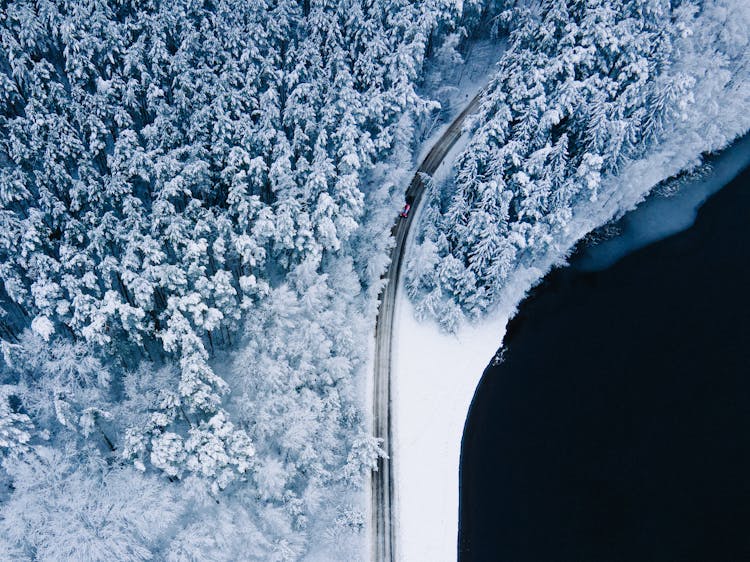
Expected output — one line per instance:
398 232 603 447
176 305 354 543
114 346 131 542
371 91 484 562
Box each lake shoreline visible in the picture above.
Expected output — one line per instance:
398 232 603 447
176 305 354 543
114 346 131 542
459 152 750 560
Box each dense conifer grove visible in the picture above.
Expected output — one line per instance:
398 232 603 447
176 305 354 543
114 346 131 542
0 0 490 557
407 0 750 330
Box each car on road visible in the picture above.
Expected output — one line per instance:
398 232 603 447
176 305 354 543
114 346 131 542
400 195 414 218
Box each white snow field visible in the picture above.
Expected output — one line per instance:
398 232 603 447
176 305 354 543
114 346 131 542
392 295 508 562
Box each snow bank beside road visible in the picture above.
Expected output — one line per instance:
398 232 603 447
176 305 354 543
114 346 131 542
392 259 543 561
392 298 506 562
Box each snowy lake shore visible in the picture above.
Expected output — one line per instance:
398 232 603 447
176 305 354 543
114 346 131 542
392 132 750 561
460 150 750 561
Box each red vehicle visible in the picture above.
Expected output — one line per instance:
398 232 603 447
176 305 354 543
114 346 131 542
399 203 411 218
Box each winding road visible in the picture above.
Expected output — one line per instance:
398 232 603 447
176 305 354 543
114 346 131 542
371 91 484 562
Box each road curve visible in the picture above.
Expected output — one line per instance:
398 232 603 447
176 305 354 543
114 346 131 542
371 91 484 562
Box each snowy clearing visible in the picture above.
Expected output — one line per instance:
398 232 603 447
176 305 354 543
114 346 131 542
392 294 508 562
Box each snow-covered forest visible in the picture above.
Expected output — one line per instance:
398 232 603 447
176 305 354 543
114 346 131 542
407 0 750 330
1 0 748 559
0 0 492 559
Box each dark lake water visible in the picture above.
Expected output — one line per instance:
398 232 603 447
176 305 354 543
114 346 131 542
459 163 750 561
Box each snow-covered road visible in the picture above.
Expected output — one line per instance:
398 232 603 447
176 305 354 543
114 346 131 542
370 92 483 562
